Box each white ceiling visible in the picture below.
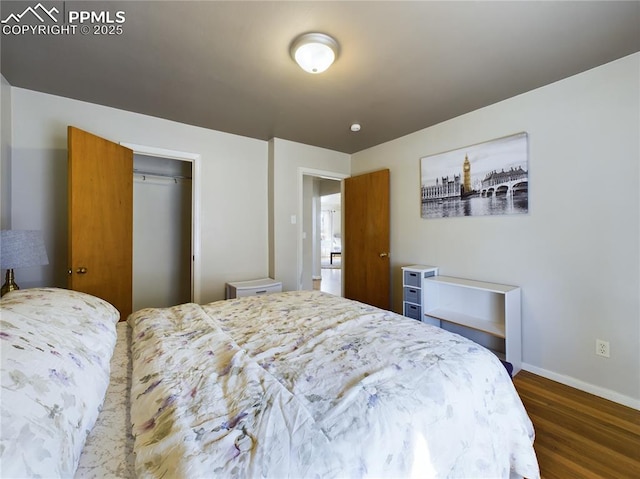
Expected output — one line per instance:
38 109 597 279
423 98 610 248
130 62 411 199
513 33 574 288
2 1 639 154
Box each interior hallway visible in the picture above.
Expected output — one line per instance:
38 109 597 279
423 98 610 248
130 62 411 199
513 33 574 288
320 256 341 296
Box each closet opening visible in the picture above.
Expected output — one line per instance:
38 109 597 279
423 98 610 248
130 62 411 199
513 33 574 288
121 141 201 312
133 154 192 311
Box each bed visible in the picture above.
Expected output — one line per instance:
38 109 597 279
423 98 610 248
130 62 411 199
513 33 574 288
1 288 539 478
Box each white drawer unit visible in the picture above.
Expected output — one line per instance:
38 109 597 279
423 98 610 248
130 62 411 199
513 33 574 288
225 278 282 299
401 265 439 321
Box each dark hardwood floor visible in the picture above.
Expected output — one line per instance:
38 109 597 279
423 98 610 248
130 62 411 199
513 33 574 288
513 370 640 479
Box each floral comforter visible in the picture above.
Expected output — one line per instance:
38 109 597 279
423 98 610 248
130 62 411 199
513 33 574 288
129 291 539 478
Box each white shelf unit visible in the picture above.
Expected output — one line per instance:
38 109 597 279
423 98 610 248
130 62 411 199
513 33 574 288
422 275 521 374
401 265 439 321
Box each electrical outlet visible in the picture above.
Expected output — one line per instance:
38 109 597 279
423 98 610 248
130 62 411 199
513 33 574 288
596 339 610 358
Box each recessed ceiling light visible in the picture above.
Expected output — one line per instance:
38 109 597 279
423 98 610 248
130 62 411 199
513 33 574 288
290 33 339 74
350 123 361 132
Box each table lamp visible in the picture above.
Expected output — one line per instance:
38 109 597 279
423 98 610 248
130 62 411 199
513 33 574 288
1 230 49 296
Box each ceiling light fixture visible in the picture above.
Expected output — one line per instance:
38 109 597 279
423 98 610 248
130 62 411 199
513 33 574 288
350 123 361 132
290 32 339 74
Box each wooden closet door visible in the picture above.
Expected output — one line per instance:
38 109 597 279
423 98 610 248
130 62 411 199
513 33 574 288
343 169 391 310
68 126 133 319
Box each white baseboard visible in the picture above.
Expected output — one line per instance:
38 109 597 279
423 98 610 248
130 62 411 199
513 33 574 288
521 363 640 410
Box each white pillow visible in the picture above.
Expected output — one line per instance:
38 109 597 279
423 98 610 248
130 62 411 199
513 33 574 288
1 288 120 477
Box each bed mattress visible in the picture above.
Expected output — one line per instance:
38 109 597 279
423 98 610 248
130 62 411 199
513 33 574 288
127 290 539 478
75 321 134 478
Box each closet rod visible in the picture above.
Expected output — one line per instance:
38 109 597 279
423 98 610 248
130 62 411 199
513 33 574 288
133 169 192 181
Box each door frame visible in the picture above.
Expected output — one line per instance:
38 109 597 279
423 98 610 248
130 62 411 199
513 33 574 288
297 167 349 292
121 142 202 303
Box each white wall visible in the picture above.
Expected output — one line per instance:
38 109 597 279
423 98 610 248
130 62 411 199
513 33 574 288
269 138 350 291
352 53 640 408
1 75 11 229
9 87 268 303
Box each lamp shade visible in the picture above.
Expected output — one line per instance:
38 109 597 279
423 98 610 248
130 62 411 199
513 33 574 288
290 33 339 74
1 230 49 269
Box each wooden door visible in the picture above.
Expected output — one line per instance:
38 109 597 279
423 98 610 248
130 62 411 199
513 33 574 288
343 169 390 309
68 126 133 319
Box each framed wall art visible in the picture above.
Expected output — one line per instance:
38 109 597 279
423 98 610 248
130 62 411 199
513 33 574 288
420 132 529 219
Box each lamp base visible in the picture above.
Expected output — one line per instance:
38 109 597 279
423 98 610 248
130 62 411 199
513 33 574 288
1 269 19 296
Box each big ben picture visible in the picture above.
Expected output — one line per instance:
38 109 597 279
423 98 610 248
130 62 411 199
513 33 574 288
420 132 528 219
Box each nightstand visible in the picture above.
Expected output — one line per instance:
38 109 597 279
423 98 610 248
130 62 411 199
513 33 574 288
225 278 282 299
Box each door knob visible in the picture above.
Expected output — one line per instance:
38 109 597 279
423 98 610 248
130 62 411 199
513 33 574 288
379 252 389 258
76 267 88 274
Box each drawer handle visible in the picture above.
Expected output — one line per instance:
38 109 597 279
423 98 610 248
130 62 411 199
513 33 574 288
255 290 267 294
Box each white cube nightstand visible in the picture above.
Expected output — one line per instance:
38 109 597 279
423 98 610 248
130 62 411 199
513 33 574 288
225 278 282 299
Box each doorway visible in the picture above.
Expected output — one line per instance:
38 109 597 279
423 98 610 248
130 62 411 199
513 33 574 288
299 170 346 295
122 142 201 309
298 168 390 307
67 129 201 317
